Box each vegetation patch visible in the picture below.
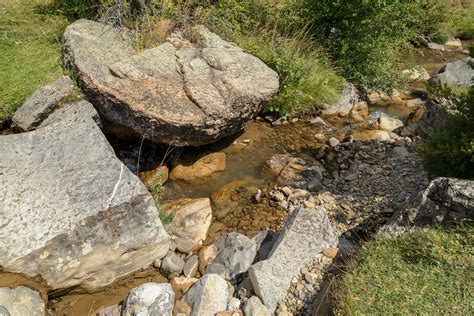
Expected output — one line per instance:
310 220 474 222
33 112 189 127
0 0 68 120
335 225 474 315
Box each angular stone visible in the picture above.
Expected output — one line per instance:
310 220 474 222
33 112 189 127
96 304 121 316
0 119 169 291
183 255 199 278
161 252 185 275
12 76 74 131
209 232 258 281
38 100 101 129
170 153 227 184
122 283 174 316
174 300 192 316
378 115 404 132
429 58 473 87
248 207 338 312
162 198 212 252
198 244 219 275
184 274 229 316
321 83 358 116
243 296 271 316
63 19 279 146
170 276 198 300
0 286 44 316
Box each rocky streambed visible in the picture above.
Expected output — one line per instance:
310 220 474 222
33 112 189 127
0 19 473 316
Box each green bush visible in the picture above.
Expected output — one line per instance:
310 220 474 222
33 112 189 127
336 225 474 315
448 0 474 39
292 0 451 91
419 87 474 179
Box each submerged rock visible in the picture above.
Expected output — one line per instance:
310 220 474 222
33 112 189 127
122 283 174 316
429 58 474 87
248 207 338 312
12 76 74 131
184 274 229 316
0 119 169 291
162 198 213 253
170 152 227 184
63 19 279 146
0 286 44 316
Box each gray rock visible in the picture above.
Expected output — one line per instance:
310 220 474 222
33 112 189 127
322 83 358 116
429 58 473 87
427 42 445 51
38 100 101 129
122 283 174 316
95 304 121 316
378 115 404 132
210 232 258 280
0 286 44 316
392 146 409 158
63 19 279 146
382 177 474 235
183 255 199 278
184 274 229 316
161 252 185 275
12 76 74 131
228 297 242 311
328 137 340 147
243 296 271 316
0 119 169 291
248 207 338 312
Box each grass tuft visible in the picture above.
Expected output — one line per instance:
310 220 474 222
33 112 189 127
335 225 474 315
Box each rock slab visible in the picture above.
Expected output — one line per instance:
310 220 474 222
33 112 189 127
12 76 74 131
0 119 169 291
248 207 338 312
63 19 279 146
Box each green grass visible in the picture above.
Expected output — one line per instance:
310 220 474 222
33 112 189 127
157 205 173 230
336 225 474 315
448 0 474 39
0 0 68 120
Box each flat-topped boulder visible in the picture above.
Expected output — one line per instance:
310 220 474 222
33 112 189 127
429 58 473 87
63 19 279 146
0 118 169 292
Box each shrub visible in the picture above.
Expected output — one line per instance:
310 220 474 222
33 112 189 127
419 86 474 179
448 0 474 39
335 225 474 315
292 0 451 91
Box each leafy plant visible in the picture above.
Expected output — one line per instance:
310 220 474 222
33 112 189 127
149 170 165 195
157 204 173 229
419 86 474 179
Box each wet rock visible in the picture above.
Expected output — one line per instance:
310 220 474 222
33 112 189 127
378 115 404 132
184 274 229 316
161 252 185 274
0 119 169 291
212 181 245 208
351 130 391 141
243 296 271 316
63 20 279 146
170 276 198 300
139 165 169 187
208 232 258 280
429 58 473 87
96 304 121 316
12 76 74 131
248 207 338 312
123 283 174 316
322 83 358 116
0 287 44 316
349 101 369 121
171 153 227 184
162 198 212 253
183 255 199 278
37 100 101 129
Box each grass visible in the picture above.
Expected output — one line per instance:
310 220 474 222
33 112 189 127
335 225 474 315
448 0 474 39
0 0 69 120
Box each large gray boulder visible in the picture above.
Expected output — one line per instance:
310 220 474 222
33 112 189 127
0 286 44 316
63 19 279 146
12 76 74 131
122 283 174 316
184 274 229 316
321 83 358 116
248 207 338 312
429 58 473 87
0 119 169 291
